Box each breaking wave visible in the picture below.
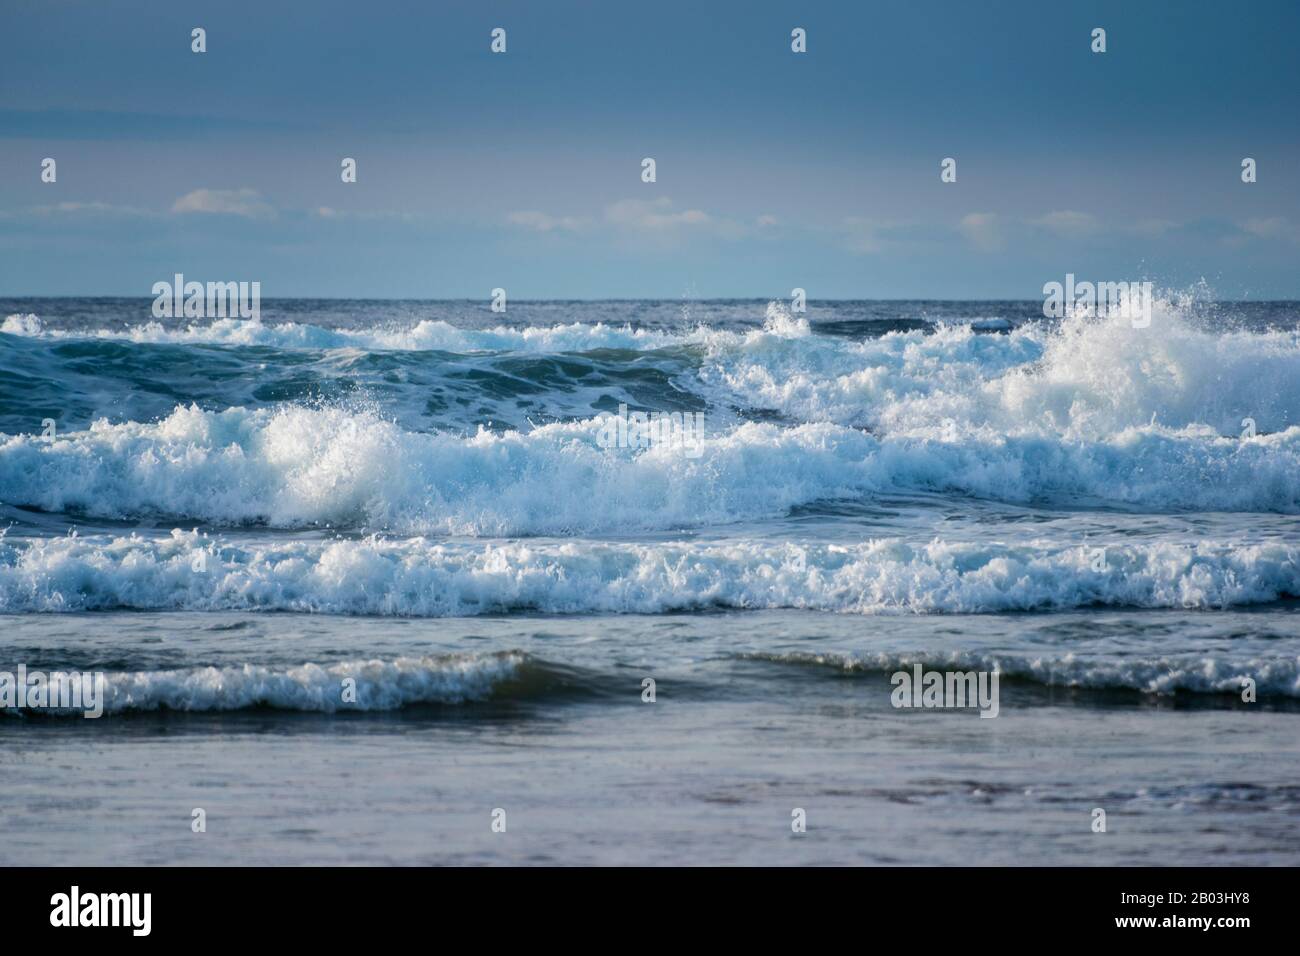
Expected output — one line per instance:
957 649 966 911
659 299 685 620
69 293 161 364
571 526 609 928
1 531 1296 615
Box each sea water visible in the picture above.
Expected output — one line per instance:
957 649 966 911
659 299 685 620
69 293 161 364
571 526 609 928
1 296 1297 864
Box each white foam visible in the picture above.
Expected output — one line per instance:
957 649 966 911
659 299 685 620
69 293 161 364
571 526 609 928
47 653 522 715
0 314 44 337
1 531 1296 615
2 313 693 353
698 303 1300 439
5 297 1300 522
0 303 809 354
748 650 1300 697
2 402 1298 532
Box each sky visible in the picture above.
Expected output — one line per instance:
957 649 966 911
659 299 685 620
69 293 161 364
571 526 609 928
1 0 1297 299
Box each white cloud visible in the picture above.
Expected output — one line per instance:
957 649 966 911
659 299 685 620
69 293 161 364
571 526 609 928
1031 209 1098 239
1129 218 1178 237
27 200 152 218
309 206 419 222
958 212 1003 252
506 210 590 232
604 197 712 231
842 217 892 254
1241 217 1296 241
171 187 276 219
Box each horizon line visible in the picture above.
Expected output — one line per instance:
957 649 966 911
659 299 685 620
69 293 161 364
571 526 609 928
4 295 1298 304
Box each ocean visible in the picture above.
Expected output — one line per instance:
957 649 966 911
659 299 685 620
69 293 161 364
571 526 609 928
1 296 1297 865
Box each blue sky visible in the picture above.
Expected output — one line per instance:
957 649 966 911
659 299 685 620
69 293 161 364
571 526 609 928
1 0 1297 298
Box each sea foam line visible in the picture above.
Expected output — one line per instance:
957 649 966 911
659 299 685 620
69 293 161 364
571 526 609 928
1 652 525 716
742 650 1300 698
1 531 1296 615
2 404 1299 535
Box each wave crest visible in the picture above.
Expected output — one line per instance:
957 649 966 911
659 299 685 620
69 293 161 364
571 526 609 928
2 532 1296 615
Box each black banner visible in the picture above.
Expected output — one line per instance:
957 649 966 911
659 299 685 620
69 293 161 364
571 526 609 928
1 867 1282 941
